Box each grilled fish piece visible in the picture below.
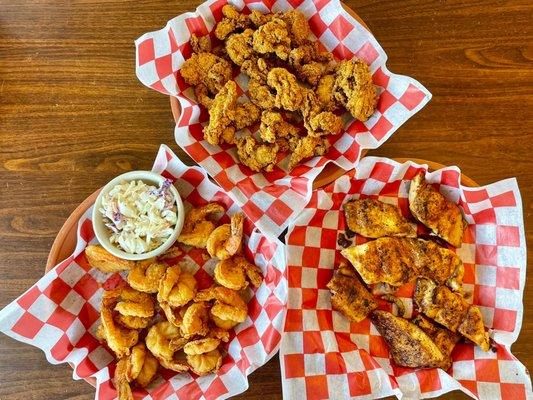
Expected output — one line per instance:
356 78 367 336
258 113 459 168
327 266 377 323
409 172 467 247
458 305 490 351
414 278 489 351
414 278 468 331
341 238 464 288
343 198 417 238
412 315 460 370
371 310 447 369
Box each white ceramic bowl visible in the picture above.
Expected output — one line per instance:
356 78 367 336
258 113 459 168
92 171 185 261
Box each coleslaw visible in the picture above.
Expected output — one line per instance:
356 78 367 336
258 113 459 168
99 179 177 254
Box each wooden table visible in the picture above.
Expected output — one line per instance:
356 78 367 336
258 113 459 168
0 0 531 398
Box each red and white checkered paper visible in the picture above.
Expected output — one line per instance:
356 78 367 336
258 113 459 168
280 157 531 400
0 145 287 400
135 0 432 239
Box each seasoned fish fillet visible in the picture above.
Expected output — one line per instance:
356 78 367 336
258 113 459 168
341 238 464 288
412 315 460 370
343 198 417 238
409 172 467 247
415 278 489 351
327 267 377 323
458 305 490 351
414 278 468 331
371 310 447 369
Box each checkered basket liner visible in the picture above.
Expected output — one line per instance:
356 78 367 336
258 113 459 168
135 0 432 239
0 144 287 400
280 156 531 399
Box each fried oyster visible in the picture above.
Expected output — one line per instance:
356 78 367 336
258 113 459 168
203 81 260 145
333 58 378 122
180 6 381 171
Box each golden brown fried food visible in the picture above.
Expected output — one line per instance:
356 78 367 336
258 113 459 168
249 10 274 27
206 213 244 260
196 286 248 329
215 4 251 40
412 314 460 370
187 349 223 376
203 81 260 144
225 29 255 66
178 203 224 248
85 244 134 273
409 172 467 247
343 198 418 239
241 57 271 83
100 288 143 357
258 110 300 144
316 74 339 111
145 321 189 372
288 136 330 171
252 18 291 60
181 301 210 338
190 33 211 54
289 42 335 86
457 305 490 351
233 102 261 130
327 267 377 323
341 238 464 288
372 310 448 369
414 278 468 332
214 255 263 290
281 10 310 46
184 338 220 355
248 77 276 109
266 68 304 111
127 259 167 293
236 135 279 172
204 80 238 145
114 343 159 399
181 52 232 95
300 90 343 137
333 58 378 122
157 264 197 307
194 84 214 109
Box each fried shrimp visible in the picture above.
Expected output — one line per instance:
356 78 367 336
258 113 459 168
145 321 189 372
157 264 197 307
127 259 167 293
85 244 134 273
214 256 263 290
178 203 225 248
206 213 244 260
187 349 223 376
181 301 210 338
184 338 221 355
114 342 159 400
160 301 184 327
100 290 140 358
195 286 248 329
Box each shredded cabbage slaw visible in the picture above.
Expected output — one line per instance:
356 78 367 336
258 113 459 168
99 179 177 254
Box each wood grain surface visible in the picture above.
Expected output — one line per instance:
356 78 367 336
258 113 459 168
0 1 531 399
